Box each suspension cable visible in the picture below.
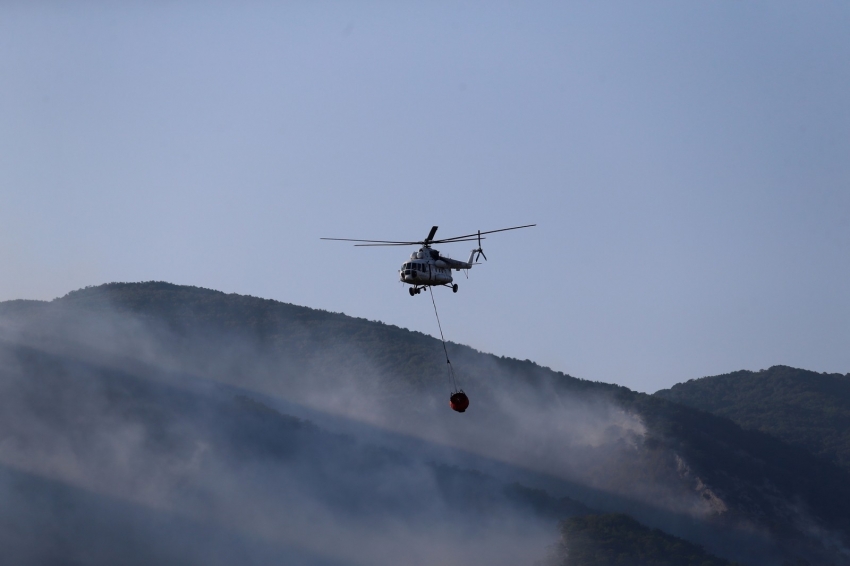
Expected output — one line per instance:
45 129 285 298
428 286 459 392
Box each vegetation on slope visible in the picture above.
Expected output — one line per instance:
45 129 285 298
547 513 739 566
655 366 850 469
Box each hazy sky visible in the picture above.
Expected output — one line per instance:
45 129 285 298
2 1 848 392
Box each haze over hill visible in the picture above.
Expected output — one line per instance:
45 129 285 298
0 282 848 565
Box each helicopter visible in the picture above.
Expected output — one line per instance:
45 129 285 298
321 224 535 296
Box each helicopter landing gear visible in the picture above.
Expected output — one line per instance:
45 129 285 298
412 284 459 296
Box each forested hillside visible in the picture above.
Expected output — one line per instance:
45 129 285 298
655 366 850 470
0 282 848 565
546 514 740 566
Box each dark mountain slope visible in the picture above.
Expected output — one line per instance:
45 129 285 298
0 336 587 565
655 366 850 469
547 513 741 566
1 282 849 565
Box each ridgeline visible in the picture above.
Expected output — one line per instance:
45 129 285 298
0 282 847 565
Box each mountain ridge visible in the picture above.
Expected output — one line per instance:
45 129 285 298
1 282 848 565
655 365 850 470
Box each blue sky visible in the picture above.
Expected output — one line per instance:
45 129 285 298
2 1 848 392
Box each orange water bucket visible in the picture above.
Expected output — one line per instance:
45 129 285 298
449 391 469 413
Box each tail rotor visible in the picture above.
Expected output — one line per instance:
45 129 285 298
474 230 487 262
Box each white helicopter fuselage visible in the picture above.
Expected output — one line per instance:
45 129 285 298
399 246 475 287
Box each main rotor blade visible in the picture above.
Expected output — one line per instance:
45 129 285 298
430 224 536 244
353 237 484 247
321 237 421 244
424 226 438 243
353 242 424 247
